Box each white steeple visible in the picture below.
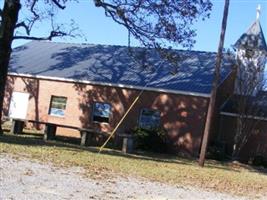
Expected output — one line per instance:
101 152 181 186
234 5 267 96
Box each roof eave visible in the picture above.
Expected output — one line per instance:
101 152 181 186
8 72 211 98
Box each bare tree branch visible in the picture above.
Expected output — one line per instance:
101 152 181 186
14 0 75 41
13 30 69 40
30 0 39 21
15 21 30 35
51 0 66 9
94 0 117 9
19 0 41 36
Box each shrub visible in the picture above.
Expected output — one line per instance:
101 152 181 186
134 127 168 153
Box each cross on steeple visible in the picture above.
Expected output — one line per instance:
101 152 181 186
234 4 267 55
256 4 261 20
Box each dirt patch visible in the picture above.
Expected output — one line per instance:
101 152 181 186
0 154 257 200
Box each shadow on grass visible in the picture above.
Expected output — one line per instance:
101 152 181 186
1 132 265 174
0 132 193 165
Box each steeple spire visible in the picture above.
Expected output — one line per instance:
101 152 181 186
234 5 267 55
256 4 261 20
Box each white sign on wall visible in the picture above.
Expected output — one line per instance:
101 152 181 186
8 92 30 119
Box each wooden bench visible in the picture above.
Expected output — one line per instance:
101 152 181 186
8 118 135 153
79 128 96 146
9 118 99 146
117 133 135 153
9 118 26 135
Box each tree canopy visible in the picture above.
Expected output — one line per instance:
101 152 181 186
94 0 212 48
1 0 212 48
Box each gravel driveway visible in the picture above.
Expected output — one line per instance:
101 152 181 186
0 154 252 200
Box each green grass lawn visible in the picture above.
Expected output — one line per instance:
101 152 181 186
0 132 267 198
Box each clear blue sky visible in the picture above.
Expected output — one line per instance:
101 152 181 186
1 0 267 52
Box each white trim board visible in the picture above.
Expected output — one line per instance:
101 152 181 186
8 72 211 98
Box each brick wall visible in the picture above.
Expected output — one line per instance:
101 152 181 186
4 75 209 156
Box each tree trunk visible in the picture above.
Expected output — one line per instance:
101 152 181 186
232 116 242 159
199 0 230 167
0 0 21 134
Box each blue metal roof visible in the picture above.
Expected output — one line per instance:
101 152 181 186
9 41 233 95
